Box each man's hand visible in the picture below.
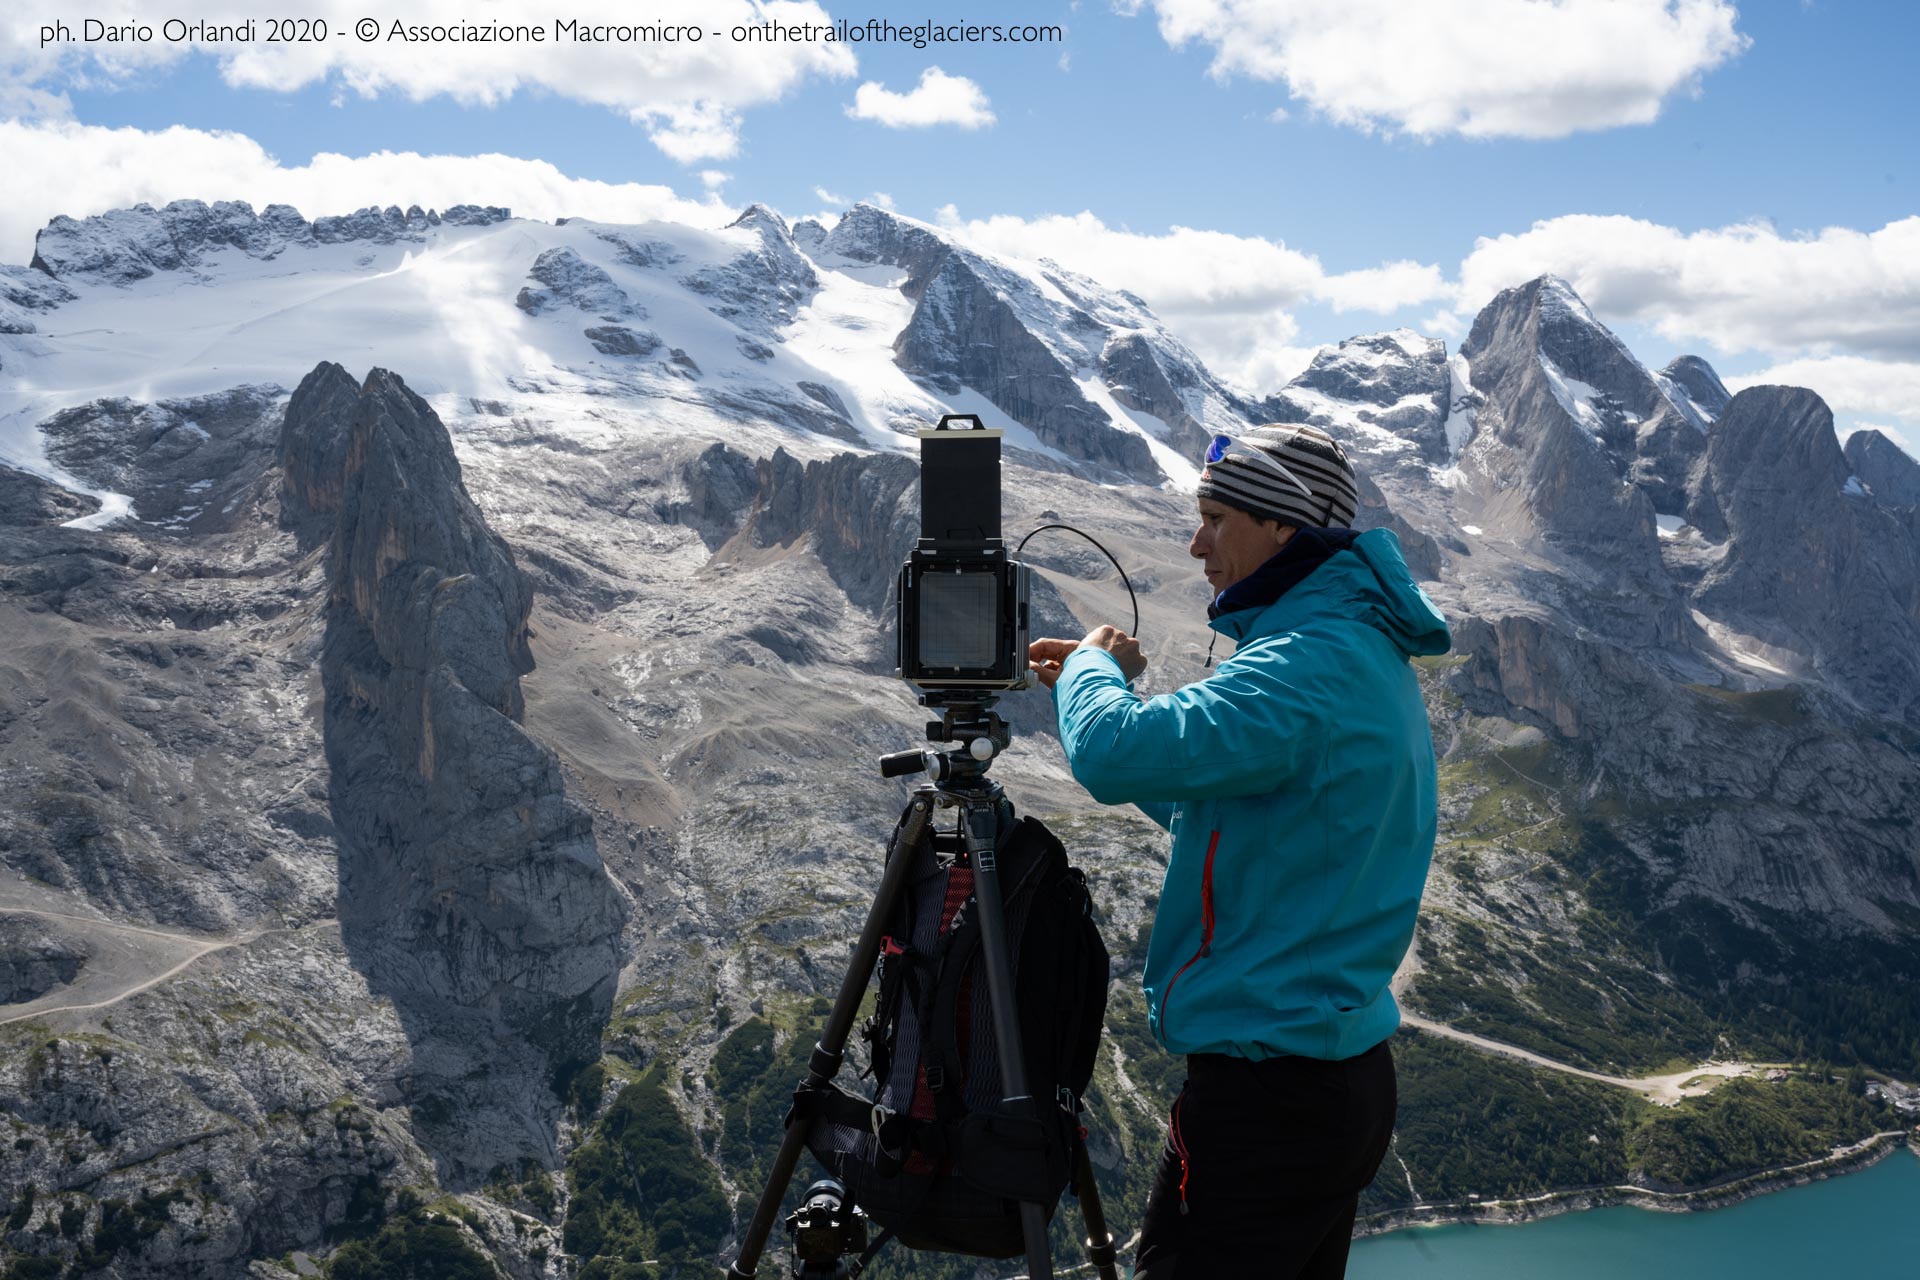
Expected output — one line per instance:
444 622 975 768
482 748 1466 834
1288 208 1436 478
1028 637 1077 690
1028 628 1147 690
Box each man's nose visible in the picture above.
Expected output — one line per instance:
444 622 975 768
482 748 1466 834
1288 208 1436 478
1189 525 1209 558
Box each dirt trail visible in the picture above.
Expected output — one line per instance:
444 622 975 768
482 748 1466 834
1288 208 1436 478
0 887 319 1028
1391 938 1766 1106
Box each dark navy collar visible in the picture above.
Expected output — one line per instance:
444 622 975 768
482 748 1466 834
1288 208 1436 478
1208 526 1359 621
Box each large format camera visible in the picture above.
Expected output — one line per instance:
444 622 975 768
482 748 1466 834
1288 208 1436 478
895 415 1034 698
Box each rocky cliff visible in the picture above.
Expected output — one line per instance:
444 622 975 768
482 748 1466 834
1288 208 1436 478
312 365 630 1184
1845 427 1920 509
1691 386 1920 725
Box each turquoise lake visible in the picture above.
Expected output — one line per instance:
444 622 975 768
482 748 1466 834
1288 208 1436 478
1346 1150 1920 1278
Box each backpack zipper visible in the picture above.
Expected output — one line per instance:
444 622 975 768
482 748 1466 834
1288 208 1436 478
1155 830 1219 1046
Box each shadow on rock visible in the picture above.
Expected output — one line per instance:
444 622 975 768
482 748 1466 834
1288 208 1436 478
294 361 630 1186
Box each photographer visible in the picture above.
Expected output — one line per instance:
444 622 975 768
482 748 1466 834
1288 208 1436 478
1028 424 1451 1279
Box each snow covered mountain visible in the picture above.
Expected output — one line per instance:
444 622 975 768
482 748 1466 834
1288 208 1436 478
2 198 1918 1278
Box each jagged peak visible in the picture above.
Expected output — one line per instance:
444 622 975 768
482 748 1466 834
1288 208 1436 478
727 202 792 240
1843 427 1920 506
822 202 954 257
838 200 943 235
1471 272 1607 336
1534 272 1600 324
1329 328 1444 363
1657 354 1733 429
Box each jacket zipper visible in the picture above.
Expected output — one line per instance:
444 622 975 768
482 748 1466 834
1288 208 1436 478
1155 830 1219 1047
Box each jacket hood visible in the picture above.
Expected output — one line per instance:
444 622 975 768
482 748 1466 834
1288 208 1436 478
1211 527 1450 657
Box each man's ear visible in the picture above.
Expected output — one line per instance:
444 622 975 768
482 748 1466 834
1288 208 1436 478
1271 522 1299 550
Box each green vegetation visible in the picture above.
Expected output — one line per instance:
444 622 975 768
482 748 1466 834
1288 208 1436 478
1370 1032 1632 1213
1411 713 1920 1078
4 1185 32 1231
485 1161 558 1220
559 1058 609 1120
1685 684 1809 727
1360 1032 1895 1217
711 1014 814 1195
69 1188 190 1272
1625 1076 1889 1189
325 1209 496 1280
1566 825 1920 1074
2 1258 63 1280
565 1066 730 1278
1410 912 1716 1073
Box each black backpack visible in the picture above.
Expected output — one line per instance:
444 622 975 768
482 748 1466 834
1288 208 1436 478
795 804 1109 1258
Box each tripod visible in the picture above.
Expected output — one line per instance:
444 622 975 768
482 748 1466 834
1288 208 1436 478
727 697 1120 1280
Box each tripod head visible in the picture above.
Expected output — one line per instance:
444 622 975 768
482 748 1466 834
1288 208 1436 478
877 693 1009 787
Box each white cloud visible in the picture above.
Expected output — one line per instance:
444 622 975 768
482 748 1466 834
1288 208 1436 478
1318 260 1449 313
1457 214 1920 360
0 119 732 262
846 67 995 129
870 192 897 210
1724 357 1920 428
0 0 855 162
813 186 849 206
935 206 1448 391
699 169 732 190
1133 0 1747 139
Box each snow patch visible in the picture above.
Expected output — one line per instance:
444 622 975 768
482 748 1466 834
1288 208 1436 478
1460 524 1483 536
1275 384 1420 455
1656 372 1712 433
1690 609 1802 680
1075 374 1200 489
1655 514 1687 538
1842 475 1868 498
62 491 135 530
1443 352 1476 461
1538 354 1610 438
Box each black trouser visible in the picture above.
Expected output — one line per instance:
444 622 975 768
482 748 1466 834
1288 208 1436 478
1133 1040 1396 1279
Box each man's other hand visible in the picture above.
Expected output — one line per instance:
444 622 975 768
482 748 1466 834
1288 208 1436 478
1079 625 1148 683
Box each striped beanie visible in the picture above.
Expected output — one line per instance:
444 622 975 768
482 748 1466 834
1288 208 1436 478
1197 424 1360 529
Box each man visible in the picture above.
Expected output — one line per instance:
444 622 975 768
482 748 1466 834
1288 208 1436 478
1028 424 1450 1279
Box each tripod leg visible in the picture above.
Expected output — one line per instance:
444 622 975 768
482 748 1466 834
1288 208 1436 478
962 798 1055 1280
1072 1137 1120 1280
727 797 935 1279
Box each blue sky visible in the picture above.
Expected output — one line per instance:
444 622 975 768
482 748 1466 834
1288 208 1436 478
4 0 1917 447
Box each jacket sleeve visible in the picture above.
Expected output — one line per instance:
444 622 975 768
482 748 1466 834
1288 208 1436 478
1051 645 1323 804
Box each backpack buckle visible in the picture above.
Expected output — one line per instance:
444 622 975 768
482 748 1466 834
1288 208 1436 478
871 1103 894 1140
925 1065 946 1092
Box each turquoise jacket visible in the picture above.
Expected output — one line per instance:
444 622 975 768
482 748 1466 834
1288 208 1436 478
1051 527 1450 1061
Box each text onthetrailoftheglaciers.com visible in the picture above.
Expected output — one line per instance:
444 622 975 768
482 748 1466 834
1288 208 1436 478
40 16 1064 49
